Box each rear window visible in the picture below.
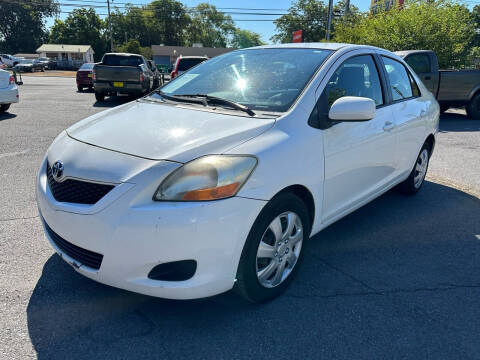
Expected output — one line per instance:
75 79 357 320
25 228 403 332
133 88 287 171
177 58 206 71
405 54 431 74
79 63 94 70
102 55 143 67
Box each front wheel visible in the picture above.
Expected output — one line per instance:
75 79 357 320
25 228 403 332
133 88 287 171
397 144 430 195
235 193 310 302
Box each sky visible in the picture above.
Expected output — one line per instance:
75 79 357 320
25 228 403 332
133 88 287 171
45 0 373 43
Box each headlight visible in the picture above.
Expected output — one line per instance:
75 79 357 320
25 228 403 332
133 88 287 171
153 155 257 201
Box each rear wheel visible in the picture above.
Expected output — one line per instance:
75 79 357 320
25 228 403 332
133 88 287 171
397 144 430 195
466 93 480 119
235 193 310 302
0 104 11 113
94 91 105 102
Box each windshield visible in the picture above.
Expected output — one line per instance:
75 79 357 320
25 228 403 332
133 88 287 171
102 55 143 67
157 48 332 112
177 58 206 71
79 63 94 70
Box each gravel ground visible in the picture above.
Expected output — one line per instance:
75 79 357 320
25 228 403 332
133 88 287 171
1 77 479 360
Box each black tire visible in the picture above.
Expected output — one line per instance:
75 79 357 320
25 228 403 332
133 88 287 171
95 91 105 102
235 192 310 303
77 86 83 92
440 104 449 113
0 104 11 113
466 93 480 119
397 143 431 195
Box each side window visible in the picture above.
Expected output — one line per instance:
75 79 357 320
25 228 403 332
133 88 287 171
323 55 383 107
382 56 413 101
404 54 431 74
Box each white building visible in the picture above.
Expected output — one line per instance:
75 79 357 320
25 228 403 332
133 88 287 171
36 44 94 69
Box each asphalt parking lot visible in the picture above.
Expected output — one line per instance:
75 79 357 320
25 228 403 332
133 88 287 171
1 76 479 359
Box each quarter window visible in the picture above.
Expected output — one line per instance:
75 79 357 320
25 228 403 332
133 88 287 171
382 56 414 101
323 55 384 107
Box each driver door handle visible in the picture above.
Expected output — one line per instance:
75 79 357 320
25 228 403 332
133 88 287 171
383 121 395 131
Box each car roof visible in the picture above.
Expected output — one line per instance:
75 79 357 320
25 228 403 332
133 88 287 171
247 42 382 52
178 56 208 59
103 53 143 57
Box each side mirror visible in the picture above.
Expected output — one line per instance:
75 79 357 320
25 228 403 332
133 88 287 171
328 96 375 121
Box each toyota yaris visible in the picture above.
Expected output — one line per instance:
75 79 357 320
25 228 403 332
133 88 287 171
37 43 439 302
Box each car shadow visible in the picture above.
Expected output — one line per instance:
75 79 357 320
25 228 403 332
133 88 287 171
440 110 480 132
0 112 17 121
93 96 135 108
27 181 480 359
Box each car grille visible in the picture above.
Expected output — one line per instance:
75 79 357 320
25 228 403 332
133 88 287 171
44 220 104 270
46 162 114 204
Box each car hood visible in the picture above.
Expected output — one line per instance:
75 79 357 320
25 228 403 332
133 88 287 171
66 101 275 163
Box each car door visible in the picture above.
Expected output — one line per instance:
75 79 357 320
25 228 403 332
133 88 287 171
380 55 427 174
319 52 398 222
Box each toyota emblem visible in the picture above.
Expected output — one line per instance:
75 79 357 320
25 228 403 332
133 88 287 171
52 160 64 181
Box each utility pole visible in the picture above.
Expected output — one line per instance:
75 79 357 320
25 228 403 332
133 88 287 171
107 0 113 51
326 0 333 40
345 0 350 16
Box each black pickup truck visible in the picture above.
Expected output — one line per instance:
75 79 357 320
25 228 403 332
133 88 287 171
395 50 480 119
93 53 154 102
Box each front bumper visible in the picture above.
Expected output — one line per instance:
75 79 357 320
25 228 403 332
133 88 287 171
36 153 265 299
0 85 19 104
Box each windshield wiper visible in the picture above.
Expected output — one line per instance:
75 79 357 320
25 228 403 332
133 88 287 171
156 90 208 106
172 93 256 116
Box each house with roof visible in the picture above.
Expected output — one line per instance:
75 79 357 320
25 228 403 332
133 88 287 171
36 44 94 69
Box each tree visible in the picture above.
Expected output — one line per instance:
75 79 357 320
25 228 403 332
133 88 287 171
334 0 475 68
116 39 153 58
0 0 58 53
186 3 235 47
231 29 265 48
49 8 107 61
271 0 329 43
110 0 189 47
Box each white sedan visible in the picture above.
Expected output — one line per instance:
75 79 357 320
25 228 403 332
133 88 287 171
0 69 19 113
36 43 439 302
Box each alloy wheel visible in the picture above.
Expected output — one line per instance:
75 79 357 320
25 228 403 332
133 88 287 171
414 149 429 189
256 211 303 288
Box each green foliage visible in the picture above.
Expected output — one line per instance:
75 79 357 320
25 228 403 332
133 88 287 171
334 0 475 68
186 3 235 47
231 29 265 48
49 8 107 61
271 0 360 43
110 0 189 47
271 0 329 43
0 0 58 53
116 39 153 58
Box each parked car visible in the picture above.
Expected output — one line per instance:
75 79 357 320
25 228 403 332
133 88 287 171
14 59 44 72
76 63 94 91
92 53 154 102
0 54 21 67
37 57 56 70
396 50 480 118
147 60 161 89
0 68 19 113
37 44 438 302
170 55 208 79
